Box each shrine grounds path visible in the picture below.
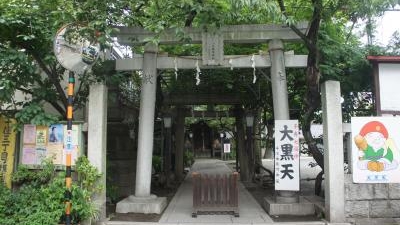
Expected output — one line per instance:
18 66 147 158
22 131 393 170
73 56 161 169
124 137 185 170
105 158 334 225
160 158 272 223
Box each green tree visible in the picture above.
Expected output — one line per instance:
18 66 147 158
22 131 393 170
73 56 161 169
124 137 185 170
0 0 129 123
268 0 399 169
1 0 397 177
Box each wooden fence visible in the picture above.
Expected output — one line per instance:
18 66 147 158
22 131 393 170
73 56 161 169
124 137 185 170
192 172 239 217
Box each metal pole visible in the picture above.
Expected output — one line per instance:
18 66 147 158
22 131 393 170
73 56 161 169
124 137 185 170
165 127 171 185
234 126 238 172
65 71 74 225
202 128 205 152
220 134 223 160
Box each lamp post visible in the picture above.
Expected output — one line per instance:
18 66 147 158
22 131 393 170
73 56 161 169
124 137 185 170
220 132 224 160
245 112 254 183
189 132 194 157
245 113 254 128
163 115 172 184
201 126 205 153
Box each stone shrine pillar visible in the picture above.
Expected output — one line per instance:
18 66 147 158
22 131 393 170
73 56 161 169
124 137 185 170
87 83 108 221
264 39 315 217
134 43 158 197
269 39 298 202
321 80 345 222
269 39 290 120
116 43 167 214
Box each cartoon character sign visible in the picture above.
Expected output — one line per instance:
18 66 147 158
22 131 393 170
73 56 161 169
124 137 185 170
352 117 400 183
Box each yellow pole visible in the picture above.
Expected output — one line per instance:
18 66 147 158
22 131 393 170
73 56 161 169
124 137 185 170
65 71 74 225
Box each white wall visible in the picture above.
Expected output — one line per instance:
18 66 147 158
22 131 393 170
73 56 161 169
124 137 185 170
378 63 400 111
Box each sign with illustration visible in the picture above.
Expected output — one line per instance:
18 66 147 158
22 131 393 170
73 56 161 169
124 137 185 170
21 124 82 166
274 120 300 191
352 117 400 183
0 116 16 188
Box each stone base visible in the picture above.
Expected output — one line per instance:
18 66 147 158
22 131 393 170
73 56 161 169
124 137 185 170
325 223 351 225
276 194 299 203
263 195 315 216
116 194 167 214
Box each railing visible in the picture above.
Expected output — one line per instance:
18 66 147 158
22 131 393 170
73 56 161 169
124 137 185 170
192 172 239 217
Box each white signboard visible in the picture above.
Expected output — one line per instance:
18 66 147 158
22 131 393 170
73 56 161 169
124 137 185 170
352 117 400 183
274 120 300 191
378 64 400 111
223 143 231 153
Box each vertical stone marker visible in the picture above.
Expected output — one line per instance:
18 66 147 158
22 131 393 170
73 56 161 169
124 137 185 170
322 80 345 223
88 83 108 220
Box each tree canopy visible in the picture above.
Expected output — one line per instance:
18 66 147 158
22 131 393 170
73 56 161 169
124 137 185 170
1 0 399 167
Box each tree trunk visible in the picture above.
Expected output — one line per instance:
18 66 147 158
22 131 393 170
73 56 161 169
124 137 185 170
254 108 262 173
175 107 185 181
301 21 324 168
276 0 324 171
234 106 249 182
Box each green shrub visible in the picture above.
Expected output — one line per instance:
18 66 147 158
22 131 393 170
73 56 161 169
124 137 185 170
152 155 162 173
184 151 194 167
0 156 102 225
0 184 13 225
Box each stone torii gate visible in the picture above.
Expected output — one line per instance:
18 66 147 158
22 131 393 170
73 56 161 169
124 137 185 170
114 23 308 214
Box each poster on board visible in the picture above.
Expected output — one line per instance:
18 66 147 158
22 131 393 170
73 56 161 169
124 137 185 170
23 124 36 145
48 124 64 144
21 124 82 166
352 117 400 183
35 126 48 146
22 147 37 165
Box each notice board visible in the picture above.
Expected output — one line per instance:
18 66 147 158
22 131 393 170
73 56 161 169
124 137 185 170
20 123 83 167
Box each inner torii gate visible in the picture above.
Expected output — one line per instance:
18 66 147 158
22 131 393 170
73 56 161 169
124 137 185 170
114 23 308 214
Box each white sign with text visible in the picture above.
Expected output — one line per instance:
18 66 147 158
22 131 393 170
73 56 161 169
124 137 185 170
274 120 300 191
223 143 231 153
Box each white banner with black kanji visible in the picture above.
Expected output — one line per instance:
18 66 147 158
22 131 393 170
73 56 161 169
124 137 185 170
274 120 300 191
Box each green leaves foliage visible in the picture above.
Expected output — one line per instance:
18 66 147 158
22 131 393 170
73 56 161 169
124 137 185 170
0 0 398 128
72 156 103 222
14 103 60 130
0 0 127 120
0 156 102 225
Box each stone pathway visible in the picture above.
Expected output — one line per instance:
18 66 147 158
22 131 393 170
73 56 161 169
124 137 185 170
104 158 334 225
159 159 273 224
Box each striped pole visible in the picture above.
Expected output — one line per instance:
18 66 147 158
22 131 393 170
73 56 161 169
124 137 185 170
65 71 74 225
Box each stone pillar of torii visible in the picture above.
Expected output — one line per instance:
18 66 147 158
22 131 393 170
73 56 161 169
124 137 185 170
114 23 308 214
